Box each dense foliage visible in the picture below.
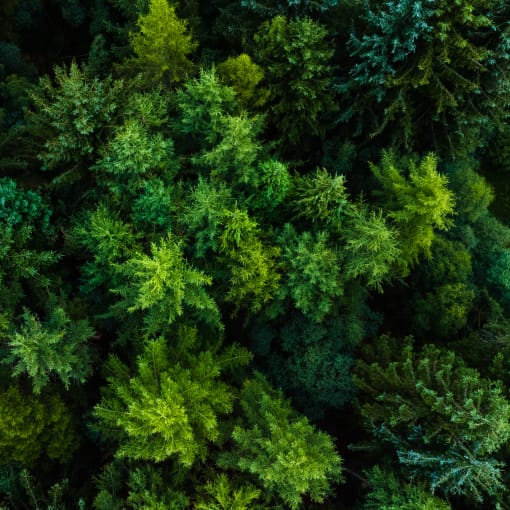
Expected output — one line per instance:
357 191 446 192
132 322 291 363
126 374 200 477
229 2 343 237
2 0 510 508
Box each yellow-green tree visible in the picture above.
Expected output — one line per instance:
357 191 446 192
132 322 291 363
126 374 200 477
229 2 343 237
129 0 197 84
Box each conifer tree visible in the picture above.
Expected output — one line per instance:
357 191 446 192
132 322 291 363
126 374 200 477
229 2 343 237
111 234 220 332
29 63 122 171
95 330 250 466
254 15 335 146
370 150 455 273
276 224 343 321
342 204 400 290
219 374 342 509
0 385 77 465
5 306 94 394
219 208 280 313
362 466 451 510
128 0 197 84
217 54 268 110
344 0 510 153
354 335 510 500
194 474 261 510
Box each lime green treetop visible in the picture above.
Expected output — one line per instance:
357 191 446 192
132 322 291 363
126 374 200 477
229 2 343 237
129 0 197 84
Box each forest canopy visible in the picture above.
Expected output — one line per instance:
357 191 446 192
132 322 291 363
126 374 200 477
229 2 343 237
2 0 510 508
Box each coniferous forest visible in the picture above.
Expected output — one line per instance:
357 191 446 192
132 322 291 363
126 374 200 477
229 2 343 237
4 0 510 508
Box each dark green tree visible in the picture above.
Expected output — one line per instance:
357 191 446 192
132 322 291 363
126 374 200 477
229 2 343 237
354 335 510 500
362 466 451 510
29 63 123 171
343 0 510 153
253 15 335 147
0 385 77 465
275 224 343 321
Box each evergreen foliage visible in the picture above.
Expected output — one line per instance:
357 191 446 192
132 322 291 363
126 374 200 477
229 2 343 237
5 1 510 508
355 335 510 500
5 306 94 394
276 224 343 321
344 0 510 153
370 151 455 272
0 385 77 465
253 15 335 146
217 54 268 110
292 168 349 228
29 63 122 170
342 204 400 290
194 474 261 510
128 0 197 84
111 234 220 332
95 331 250 466
219 374 342 509
362 466 451 510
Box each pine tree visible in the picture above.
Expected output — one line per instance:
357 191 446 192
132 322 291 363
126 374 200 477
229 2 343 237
218 374 342 509
343 0 510 153
354 335 510 500
176 68 238 150
5 306 94 394
253 15 335 146
362 466 451 510
217 54 268 110
0 385 77 465
342 203 400 290
292 168 349 229
194 474 261 510
276 224 343 321
128 0 197 84
95 331 250 466
370 150 455 273
29 62 122 171
219 208 281 314
111 234 220 333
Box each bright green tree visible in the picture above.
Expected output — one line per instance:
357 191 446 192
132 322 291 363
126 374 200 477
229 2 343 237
362 466 451 510
252 159 292 211
5 306 94 394
111 234 220 332
198 113 263 188
292 168 349 228
176 68 238 150
219 208 280 313
71 205 141 293
94 119 177 178
95 330 250 466
179 178 233 259
128 0 197 84
194 474 261 510
217 54 268 110
370 150 455 273
219 374 342 509
342 204 400 289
